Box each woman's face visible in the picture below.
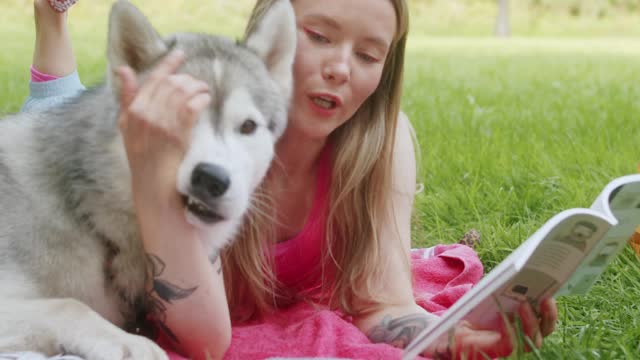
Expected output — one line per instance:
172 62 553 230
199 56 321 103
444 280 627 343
288 0 396 140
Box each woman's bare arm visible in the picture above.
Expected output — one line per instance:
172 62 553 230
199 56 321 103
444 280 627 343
118 51 231 360
352 111 437 345
352 112 558 358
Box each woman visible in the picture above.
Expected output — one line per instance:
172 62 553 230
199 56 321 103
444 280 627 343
224 1 557 358
24 0 557 358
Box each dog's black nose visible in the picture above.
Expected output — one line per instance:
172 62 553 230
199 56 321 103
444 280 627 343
191 163 230 198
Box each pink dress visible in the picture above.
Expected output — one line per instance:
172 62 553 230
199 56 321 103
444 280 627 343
271 143 333 296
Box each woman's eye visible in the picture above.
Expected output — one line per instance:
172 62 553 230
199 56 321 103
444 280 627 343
240 119 257 135
357 52 380 64
305 28 329 44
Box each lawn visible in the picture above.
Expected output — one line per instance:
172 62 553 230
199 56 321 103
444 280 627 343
405 38 640 359
1 1 640 359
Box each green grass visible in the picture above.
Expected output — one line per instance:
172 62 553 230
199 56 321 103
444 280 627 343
2 1 640 359
0 0 254 113
405 39 640 358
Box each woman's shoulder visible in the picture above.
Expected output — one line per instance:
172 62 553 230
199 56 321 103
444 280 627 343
394 111 416 163
392 110 418 194
396 110 414 144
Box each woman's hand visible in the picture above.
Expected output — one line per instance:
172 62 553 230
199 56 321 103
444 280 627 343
425 298 558 360
117 49 211 214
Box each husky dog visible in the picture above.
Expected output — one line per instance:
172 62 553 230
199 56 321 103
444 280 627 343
0 0 295 358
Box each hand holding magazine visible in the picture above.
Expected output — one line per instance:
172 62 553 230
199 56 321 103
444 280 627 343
403 174 640 360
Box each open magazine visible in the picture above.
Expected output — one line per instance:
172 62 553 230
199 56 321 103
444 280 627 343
403 174 640 360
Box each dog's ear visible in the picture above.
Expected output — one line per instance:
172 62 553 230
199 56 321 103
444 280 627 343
243 0 297 100
106 0 168 95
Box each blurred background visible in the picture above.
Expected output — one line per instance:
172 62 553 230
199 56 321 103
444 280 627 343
3 0 640 112
412 0 640 37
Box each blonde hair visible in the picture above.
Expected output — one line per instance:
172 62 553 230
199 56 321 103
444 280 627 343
223 0 411 320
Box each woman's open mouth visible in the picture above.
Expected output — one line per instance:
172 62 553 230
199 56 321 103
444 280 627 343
308 93 342 116
311 95 337 109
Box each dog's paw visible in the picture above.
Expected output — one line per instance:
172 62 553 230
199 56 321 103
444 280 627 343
52 300 168 360
64 331 168 360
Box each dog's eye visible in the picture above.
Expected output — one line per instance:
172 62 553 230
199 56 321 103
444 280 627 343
240 119 257 135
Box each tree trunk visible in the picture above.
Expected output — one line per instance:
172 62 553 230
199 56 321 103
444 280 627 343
495 0 511 37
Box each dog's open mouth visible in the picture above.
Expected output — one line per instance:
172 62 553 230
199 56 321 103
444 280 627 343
181 194 224 224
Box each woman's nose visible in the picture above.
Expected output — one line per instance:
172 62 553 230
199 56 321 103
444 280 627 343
322 48 351 84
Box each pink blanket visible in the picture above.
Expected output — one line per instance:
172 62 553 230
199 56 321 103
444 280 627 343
164 244 483 360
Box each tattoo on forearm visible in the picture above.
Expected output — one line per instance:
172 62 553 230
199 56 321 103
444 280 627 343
367 313 431 348
147 254 198 302
145 253 198 343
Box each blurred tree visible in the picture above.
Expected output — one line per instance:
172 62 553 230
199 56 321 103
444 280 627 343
495 0 511 36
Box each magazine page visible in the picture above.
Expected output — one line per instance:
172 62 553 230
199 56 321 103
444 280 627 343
558 177 640 295
462 211 611 329
402 210 610 360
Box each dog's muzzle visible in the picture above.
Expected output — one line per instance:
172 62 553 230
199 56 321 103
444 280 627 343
181 163 230 224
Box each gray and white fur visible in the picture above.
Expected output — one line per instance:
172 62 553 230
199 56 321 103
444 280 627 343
0 0 295 358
